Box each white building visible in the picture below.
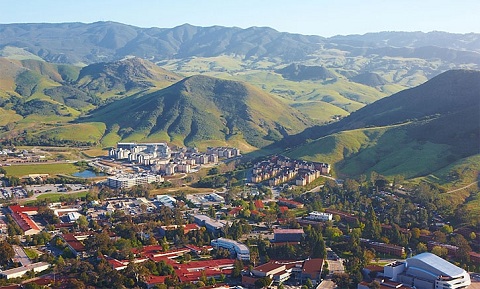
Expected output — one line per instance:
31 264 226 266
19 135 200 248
211 237 250 261
306 211 333 221
0 262 50 279
156 195 177 208
382 253 471 289
107 174 163 189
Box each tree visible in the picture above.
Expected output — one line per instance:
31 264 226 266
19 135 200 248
254 277 272 288
231 259 243 278
453 234 472 263
368 280 381 289
470 231 477 240
305 278 313 289
431 246 448 257
332 272 351 289
76 215 89 231
440 224 453 234
0 241 14 267
364 204 381 240
416 242 427 253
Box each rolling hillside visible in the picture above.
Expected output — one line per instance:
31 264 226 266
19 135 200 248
286 70 480 180
81 75 312 149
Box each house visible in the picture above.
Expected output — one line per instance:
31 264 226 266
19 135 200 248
306 211 333 222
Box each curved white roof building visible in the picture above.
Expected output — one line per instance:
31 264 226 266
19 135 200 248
385 252 470 289
211 237 250 261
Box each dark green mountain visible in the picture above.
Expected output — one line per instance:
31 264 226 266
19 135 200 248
350 72 388 86
81 75 312 148
76 57 182 96
275 64 336 81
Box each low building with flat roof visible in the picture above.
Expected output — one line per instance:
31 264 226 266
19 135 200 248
0 262 50 279
273 228 304 243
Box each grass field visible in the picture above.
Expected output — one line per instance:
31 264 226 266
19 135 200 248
23 247 39 259
4 163 79 177
33 191 88 202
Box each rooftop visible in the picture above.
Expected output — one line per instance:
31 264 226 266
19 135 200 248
408 252 464 277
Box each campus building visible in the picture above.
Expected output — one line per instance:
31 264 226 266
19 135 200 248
106 174 163 189
8 205 40 235
383 253 471 289
193 214 227 233
211 237 250 261
306 211 333 222
273 228 305 243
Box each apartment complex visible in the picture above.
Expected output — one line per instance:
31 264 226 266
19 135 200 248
250 155 330 186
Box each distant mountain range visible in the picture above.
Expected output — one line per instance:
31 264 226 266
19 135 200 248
1 22 479 65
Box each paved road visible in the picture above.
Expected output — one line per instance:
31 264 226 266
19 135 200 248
327 259 344 275
13 245 31 266
317 280 336 289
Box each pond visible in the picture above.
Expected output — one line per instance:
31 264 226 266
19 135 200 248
72 169 105 178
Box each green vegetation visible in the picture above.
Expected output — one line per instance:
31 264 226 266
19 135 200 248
83 75 312 149
23 247 39 259
4 163 79 177
32 191 89 202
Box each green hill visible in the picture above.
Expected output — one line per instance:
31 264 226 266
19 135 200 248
285 70 480 181
76 57 182 98
81 75 312 149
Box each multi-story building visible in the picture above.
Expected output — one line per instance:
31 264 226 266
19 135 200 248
107 174 163 189
211 238 250 260
382 253 471 289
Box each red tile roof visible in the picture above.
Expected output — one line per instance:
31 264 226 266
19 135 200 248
254 200 264 209
62 233 86 252
9 208 40 233
145 275 168 285
302 258 323 277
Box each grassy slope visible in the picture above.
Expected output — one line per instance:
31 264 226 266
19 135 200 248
286 123 454 179
36 122 106 143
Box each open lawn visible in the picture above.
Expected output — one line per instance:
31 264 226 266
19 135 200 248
4 163 79 177
33 191 88 202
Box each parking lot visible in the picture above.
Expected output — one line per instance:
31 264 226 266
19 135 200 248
0 184 89 200
1 186 28 199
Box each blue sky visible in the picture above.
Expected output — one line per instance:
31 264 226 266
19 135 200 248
1 0 479 36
